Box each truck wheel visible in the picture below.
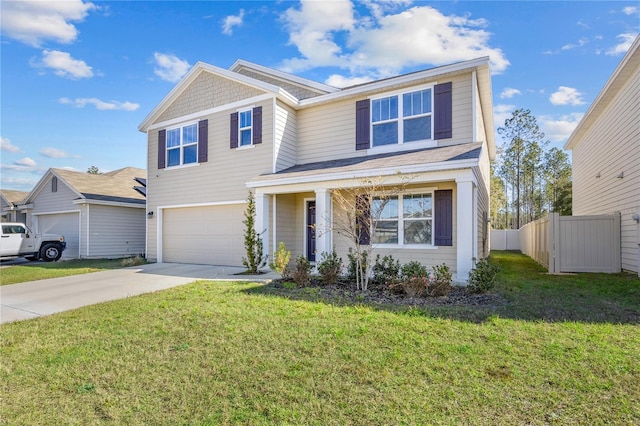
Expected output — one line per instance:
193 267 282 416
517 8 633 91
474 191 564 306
40 243 63 262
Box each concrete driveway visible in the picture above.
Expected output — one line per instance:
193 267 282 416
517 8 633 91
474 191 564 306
1 263 278 324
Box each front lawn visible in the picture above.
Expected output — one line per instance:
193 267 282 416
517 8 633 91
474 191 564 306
1 252 638 424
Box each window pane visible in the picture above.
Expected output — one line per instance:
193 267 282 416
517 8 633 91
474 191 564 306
183 124 197 144
372 122 398 146
404 220 432 244
167 129 180 148
373 220 398 244
403 89 432 117
240 111 252 128
183 145 197 164
167 148 180 166
240 129 252 146
372 96 398 122
422 89 432 113
403 194 432 218
374 197 398 220
404 116 431 142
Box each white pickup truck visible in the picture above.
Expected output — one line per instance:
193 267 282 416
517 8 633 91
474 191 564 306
0 222 66 262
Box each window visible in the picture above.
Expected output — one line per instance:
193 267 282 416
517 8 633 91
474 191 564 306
371 88 433 147
238 110 252 146
166 123 198 167
2 225 26 234
372 193 433 245
51 176 57 192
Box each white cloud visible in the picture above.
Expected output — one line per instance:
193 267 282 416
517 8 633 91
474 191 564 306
39 147 80 159
606 33 638 56
0 0 96 47
561 37 588 51
59 97 139 111
280 2 509 79
34 50 93 79
622 6 638 15
1 137 22 153
153 52 191 83
14 157 37 167
493 104 516 129
549 86 586 106
540 113 584 142
500 88 521 99
222 9 245 35
325 74 374 88
0 176 40 188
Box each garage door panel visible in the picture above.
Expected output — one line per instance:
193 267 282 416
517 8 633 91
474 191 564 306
37 213 79 259
163 205 245 266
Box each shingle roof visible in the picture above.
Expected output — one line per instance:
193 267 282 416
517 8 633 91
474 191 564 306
249 143 482 184
54 167 147 204
0 189 29 205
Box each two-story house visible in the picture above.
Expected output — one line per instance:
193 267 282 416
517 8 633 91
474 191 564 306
139 57 495 282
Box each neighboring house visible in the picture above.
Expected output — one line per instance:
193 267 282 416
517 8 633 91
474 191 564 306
139 57 495 282
19 167 147 259
564 35 640 276
1 190 28 223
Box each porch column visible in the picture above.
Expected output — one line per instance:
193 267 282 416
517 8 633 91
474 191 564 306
254 192 270 261
456 178 475 283
315 188 332 258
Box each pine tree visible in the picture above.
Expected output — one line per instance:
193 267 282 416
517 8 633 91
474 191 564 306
242 191 265 273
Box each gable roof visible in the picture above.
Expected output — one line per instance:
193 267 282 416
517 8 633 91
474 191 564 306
565 34 640 150
0 189 29 206
24 167 147 206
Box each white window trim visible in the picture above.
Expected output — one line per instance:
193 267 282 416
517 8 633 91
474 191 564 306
372 190 435 249
165 121 199 168
369 83 435 152
236 105 256 149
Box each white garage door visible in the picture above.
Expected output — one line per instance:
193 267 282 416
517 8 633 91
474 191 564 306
162 205 246 266
37 212 80 258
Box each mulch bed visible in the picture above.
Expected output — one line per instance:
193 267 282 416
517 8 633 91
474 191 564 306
266 279 505 309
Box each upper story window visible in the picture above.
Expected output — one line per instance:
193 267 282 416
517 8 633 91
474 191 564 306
51 176 58 192
371 88 432 147
166 123 198 167
239 110 253 147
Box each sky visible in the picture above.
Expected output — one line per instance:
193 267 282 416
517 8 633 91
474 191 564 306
1 0 638 191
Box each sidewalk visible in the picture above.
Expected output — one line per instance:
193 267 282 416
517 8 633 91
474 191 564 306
1 263 278 324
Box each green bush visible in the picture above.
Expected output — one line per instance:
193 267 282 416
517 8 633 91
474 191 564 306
428 263 452 297
317 250 343 284
269 242 291 279
373 254 400 284
468 259 500 294
292 255 313 287
400 261 428 279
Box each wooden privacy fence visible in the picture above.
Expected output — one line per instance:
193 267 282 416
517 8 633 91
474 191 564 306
518 213 621 273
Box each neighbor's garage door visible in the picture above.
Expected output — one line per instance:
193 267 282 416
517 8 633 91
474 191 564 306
162 205 245 266
37 212 80 258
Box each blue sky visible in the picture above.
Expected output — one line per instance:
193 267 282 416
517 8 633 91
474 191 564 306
1 0 638 191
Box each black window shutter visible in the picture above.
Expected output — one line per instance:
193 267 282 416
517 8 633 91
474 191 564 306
253 106 262 145
434 82 453 139
355 100 370 150
198 120 208 163
158 129 166 169
356 195 371 245
230 112 239 149
434 190 453 246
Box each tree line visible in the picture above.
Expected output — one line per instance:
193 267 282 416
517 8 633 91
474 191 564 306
491 109 572 230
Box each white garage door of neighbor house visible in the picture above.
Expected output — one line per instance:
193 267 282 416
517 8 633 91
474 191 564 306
37 212 80 258
162 205 246 266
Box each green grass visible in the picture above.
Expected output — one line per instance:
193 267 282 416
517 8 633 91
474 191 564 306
1 252 639 424
0 258 139 286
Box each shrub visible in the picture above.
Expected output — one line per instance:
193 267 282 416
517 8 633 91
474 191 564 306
428 263 452 297
400 261 428 279
291 255 313 287
269 242 291 279
468 259 500 294
346 248 368 282
242 191 266 274
390 261 429 297
373 254 400 285
121 255 146 267
317 250 342 284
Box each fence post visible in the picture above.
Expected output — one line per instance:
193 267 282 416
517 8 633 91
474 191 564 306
547 213 559 273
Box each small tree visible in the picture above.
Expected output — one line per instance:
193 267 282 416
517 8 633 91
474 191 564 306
242 191 266 274
87 166 100 174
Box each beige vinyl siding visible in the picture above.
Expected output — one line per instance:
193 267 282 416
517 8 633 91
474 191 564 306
273 194 299 264
572 69 640 273
274 101 297 172
475 79 487 144
146 100 274 261
85 205 145 258
157 72 266 123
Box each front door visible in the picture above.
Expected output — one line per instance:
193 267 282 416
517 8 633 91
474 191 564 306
306 201 316 262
